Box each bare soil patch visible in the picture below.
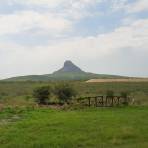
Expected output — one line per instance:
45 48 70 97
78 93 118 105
86 78 148 83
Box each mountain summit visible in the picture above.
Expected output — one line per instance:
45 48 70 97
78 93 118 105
53 60 84 74
2 60 126 81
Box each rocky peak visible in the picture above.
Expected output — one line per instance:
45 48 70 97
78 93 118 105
54 60 84 73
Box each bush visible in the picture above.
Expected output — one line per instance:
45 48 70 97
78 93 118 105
120 91 129 98
106 90 114 97
120 91 130 106
33 86 51 105
54 83 77 104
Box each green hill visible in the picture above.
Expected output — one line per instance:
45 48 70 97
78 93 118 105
2 61 126 81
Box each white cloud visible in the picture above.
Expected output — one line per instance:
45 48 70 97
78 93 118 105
11 0 65 7
53 18 148 58
0 11 72 35
111 0 128 11
9 0 101 20
1 18 148 78
0 0 148 78
1 18 148 57
127 0 148 13
110 0 148 14
0 0 101 36
15 0 97 7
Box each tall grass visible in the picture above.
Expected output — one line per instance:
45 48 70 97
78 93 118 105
0 81 148 106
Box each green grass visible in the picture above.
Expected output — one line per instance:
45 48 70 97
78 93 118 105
0 81 148 147
0 107 148 148
0 81 148 106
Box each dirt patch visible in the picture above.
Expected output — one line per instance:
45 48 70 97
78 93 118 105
0 104 4 111
86 78 148 83
38 104 64 110
0 115 21 125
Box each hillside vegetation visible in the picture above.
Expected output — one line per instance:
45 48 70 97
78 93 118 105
0 81 148 107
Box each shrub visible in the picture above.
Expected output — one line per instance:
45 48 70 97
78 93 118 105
33 86 51 105
120 91 129 98
120 91 130 106
106 90 114 97
54 83 77 104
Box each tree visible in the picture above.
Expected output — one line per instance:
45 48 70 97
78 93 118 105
54 83 76 103
33 86 51 105
120 91 130 105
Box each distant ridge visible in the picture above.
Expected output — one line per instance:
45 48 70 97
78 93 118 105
2 60 127 81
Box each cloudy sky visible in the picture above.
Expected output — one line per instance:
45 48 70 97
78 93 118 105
0 0 148 79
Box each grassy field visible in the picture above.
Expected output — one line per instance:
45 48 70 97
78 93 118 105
0 107 148 148
0 81 148 107
0 81 148 147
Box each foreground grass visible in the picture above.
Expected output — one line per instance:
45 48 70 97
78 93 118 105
0 107 148 148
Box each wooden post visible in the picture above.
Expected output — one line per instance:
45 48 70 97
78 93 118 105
111 97 114 107
88 98 91 107
102 96 104 107
105 96 108 107
95 97 97 107
117 97 120 106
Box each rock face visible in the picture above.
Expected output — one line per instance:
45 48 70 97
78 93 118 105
54 60 84 73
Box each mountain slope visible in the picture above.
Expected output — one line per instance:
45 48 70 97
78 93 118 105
2 61 127 81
